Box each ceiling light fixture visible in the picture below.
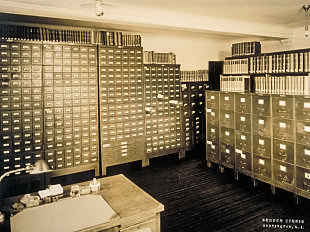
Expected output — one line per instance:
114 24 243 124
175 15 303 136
95 0 104 17
303 5 310 37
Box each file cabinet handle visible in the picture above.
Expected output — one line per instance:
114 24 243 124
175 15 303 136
278 175 289 184
303 182 310 188
278 153 287 160
239 161 246 166
278 110 287 113
302 158 310 165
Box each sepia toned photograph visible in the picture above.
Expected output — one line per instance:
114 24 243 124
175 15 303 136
0 0 310 231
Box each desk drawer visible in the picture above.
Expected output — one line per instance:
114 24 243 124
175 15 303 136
297 167 310 192
206 108 219 126
252 94 270 116
296 143 310 169
220 110 234 128
273 160 294 185
296 121 310 145
273 118 294 141
220 92 234 111
121 218 156 232
272 95 293 119
220 144 234 168
253 155 271 178
273 139 294 164
235 150 251 173
206 141 219 163
252 115 271 137
253 134 271 157
206 125 219 143
235 93 251 113
236 131 251 153
235 113 251 133
296 96 310 121
220 127 234 146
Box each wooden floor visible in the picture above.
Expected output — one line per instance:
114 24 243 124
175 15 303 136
107 150 310 232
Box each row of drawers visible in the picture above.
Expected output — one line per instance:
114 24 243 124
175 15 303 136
0 43 96 52
0 58 97 66
207 92 310 121
146 143 182 154
0 65 97 73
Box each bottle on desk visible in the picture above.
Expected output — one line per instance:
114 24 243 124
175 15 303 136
89 178 100 193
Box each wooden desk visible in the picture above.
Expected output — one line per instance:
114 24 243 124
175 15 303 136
2 174 164 232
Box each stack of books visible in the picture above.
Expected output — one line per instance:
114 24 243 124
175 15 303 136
95 31 141 46
143 51 176 64
254 74 310 95
223 58 249 74
180 70 209 82
232 41 261 57
220 75 251 92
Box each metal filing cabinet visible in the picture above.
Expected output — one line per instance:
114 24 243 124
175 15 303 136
144 64 182 163
206 91 220 165
99 46 145 175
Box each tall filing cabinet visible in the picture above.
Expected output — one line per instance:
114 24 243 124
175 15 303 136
0 41 44 177
272 95 294 192
219 92 235 170
235 93 252 177
206 91 220 165
99 46 145 175
42 43 99 171
295 96 310 198
144 64 182 164
181 81 207 151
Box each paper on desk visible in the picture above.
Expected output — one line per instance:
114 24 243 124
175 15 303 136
38 189 52 199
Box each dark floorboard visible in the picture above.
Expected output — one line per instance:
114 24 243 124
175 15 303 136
107 151 310 232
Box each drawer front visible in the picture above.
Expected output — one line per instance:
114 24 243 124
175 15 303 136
296 120 310 145
220 127 235 146
252 94 270 116
273 139 294 164
207 141 220 163
206 125 219 143
272 95 293 119
220 110 234 128
235 93 251 113
295 96 310 121
121 218 156 232
220 144 235 168
206 91 219 109
235 113 251 133
220 92 234 111
235 131 251 153
272 118 294 141
296 167 310 192
235 150 251 173
252 115 271 137
296 143 310 169
253 155 271 178
253 134 271 157
273 160 294 185
206 108 219 126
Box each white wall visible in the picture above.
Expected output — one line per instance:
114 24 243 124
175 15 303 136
139 30 231 70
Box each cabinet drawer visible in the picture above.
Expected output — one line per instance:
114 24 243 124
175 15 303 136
253 155 271 178
252 115 271 137
235 150 251 173
273 161 294 185
272 118 294 141
220 92 234 111
296 167 310 192
296 120 310 145
206 141 219 164
235 113 251 133
235 93 251 113
295 96 310 121
206 125 219 143
206 91 219 109
220 144 235 168
296 143 310 169
272 95 293 119
220 127 235 146
206 108 219 126
236 131 251 153
253 135 271 157
273 139 294 164
252 94 270 116
121 218 156 232
220 110 234 128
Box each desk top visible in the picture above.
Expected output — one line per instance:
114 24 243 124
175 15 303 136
3 174 164 231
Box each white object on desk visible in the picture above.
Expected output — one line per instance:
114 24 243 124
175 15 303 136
11 195 118 232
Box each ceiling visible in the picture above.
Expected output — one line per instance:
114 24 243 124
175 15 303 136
0 0 310 40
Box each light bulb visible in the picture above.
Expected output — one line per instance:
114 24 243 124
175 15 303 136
95 0 104 17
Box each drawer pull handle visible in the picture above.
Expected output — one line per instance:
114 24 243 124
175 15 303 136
303 182 310 188
278 110 287 113
239 161 247 165
302 158 310 164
